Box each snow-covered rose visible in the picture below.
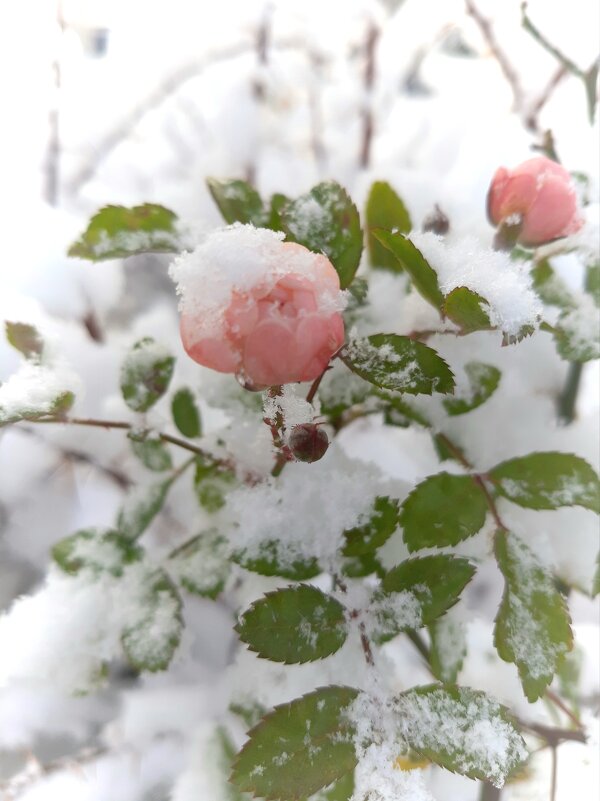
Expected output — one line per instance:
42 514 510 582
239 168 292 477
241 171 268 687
170 225 346 388
487 156 582 246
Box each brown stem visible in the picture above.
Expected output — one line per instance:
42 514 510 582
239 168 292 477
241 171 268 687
359 22 379 169
546 688 584 730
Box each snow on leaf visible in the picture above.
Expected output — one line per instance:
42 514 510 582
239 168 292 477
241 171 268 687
128 430 173 471
169 530 230 599
373 555 475 643
120 337 175 413
0 361 76 427
392 685 527 787
207 178 269 226
443 362 501 416
231 686 359 801
552 295 600 362
235 585 348 664
117 476 174 540
280 181 363 289
341 334 455 396
68 203 181 261
342 496 399 557
494 531 573 701
120 567 183 673
489 452 600 513
443 286 493 334
530 260 576 309
5 321 44 360
429 607 467 684
52 528 143 577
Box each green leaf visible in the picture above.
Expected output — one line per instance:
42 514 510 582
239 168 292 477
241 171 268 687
429 612 467 684
494 531 573 701
5 321 44 360
52 527 143 577
69 204 180 261
531 260 576 309
308 774 354 801
372 231 444 311
169 529 229 598
342 496 399 556
268 193 290 231
394 685 526 786
0 388 74 428
280 181 363 289
378 392 431 429
194 456 236 512
236 585 348 664
585 261 600 307
231 686 359 801
341 334 455 395
117 476 174 540
128 431 173 471
375 555 475 642
552 304 600 362
443 287 493 333
171 387 202 438
233 540 321 581
400 473 488 551
489 452 600 513
120 337 175 413
443 362 501 416
340 552 385 579
207 178 268 226
121 568 183 672
366 182 412 271
432 432 468 465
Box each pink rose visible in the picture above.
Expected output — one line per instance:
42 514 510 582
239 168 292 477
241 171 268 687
171 226 346 389
487 156 583 246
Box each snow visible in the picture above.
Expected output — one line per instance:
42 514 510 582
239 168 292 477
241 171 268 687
169 223 347 340
0 361 80 423
225 443 391 570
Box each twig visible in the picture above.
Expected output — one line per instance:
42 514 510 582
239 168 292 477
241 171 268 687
465 0 525 112
0 746 107 800
546 687 584 730
556 362 583 425
479 784 502 801
359 22 380 169
550 745 558 801
44 0 65 206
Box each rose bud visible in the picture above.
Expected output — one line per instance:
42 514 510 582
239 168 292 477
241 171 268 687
170 226 346 388
487 156 583 247
288 423 329 463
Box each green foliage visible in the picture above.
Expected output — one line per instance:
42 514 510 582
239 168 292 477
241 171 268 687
372 231 444 311
69 204 180 261
443 362 501 416
551 308 600 362
214 727 254 801
120 337 175 413
231 686 359 801
235 585 348 664
585 261 600 306
280 181 363 289
0 389 74 428
232 540 321 581
171 387 202 438
443 287 493 334
341 334 455 395
399 473 488 550
342 496 399 556
207 178 269 226
489 452 600 513
494 531 573 701
121 568 183 672
117 476 174 539
531 260 575 309
375 555 475 642
128 430 173 471
365 182 412 270
394 685 526 785
52 528 143 577
169 530 229 598
5 321 44 360
378 392 431 429
429 613 467 684
194 456 236 512
340 552 385 579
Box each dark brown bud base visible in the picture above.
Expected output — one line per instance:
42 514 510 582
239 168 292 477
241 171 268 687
288 424 329 463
